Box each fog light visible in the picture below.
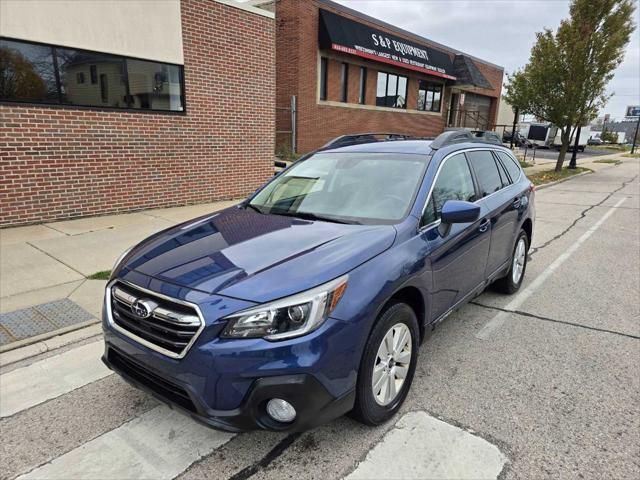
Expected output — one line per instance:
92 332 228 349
266 398 296 423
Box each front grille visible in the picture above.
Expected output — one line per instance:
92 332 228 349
108 281 203 358
108 348 197 413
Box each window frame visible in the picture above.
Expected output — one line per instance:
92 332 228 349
417 80 443 113
358 66 367 104
0 36 186 114
340 62 349 103
420 148 514 231
494 150 523 184
319 57 328 101
375 71 408 109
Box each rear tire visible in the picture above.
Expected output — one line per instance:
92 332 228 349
495 230 529 294
351 302 419 426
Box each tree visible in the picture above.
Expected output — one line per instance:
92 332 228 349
504 0 635 172
0 47 48 100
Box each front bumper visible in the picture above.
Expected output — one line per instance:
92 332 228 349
102 344 354 432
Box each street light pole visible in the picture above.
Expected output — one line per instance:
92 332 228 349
631 115 640 155
569 126 581 169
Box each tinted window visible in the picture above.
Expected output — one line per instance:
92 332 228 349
494 154 511 186
319 57 328 100
417 81 442 112
57 48 128 107
358 66 366 104
0 38 185 112
422 153 476 225
0 39 58 102
467 150 503 197
496 151 522 182
126 59 183 111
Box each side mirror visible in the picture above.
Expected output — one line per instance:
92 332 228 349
438 200 480 237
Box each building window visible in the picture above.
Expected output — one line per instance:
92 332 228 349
90 65 98 84
0 39 58 102
127 59 183 111
319 57 328 101
418 80 443 112
340 62 348 102
0 37 185 112
375 72 407 109
358 66 367 104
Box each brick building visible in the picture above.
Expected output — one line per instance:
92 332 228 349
274 0 504 153
0 0 274 227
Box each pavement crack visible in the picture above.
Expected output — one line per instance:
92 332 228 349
227 433 301 480
530 174 638 257
25 242 87 278
471 301 640 340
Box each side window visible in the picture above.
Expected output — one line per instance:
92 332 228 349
496 151 522 183
494 153 512 187
422 153 476 225
467 150 504 197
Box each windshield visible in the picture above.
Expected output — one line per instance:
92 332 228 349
249 152 429 224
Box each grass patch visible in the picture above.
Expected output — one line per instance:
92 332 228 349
590 144 630 152
87 270 112 280
519 161 533 168
594 158 623 165
622 153 640 159
528 167 592 186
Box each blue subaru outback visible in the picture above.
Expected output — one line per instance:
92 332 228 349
102 130 535 432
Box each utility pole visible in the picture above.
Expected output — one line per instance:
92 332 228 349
632 115 640 155
510 106 519 149
569 126 581 169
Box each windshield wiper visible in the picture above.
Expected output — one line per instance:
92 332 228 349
278 211 359 225
245 203 265 214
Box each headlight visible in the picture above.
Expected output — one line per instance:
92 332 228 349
221 275 348 340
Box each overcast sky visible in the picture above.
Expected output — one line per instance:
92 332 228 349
331 0 640 120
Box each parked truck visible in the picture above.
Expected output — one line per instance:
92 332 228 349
519 122 590 151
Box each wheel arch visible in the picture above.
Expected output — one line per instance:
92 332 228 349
381 285 427 343
521 217 533 247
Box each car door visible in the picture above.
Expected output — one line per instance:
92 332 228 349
421 152 491 321
466 149 519 278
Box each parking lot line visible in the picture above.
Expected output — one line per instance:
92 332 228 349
0 340 110 418
16 405 235 480
345 411 507 480
476 197 627 340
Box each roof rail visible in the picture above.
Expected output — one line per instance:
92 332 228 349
321 132 418 149
429 130 475 150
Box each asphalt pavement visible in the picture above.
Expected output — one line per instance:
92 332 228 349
1 159 638 480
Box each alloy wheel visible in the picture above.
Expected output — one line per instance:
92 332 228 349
372 323 412 406
512 237 527 284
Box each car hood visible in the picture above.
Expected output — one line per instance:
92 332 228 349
123 207 396 303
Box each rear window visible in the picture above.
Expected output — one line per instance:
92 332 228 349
496 151 522 182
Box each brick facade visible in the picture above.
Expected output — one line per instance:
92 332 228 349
0 0 275 227
276 0 503 154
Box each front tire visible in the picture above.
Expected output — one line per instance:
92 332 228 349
351 302 419 426
495 230 528 294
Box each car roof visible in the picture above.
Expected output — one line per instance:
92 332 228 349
316 139 435 155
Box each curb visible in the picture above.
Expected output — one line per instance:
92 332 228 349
0 323 102 367
0 317 100 354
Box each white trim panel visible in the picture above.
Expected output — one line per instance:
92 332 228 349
0 0 184 64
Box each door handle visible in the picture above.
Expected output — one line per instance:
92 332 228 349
513 197 522 209
478 218 490 233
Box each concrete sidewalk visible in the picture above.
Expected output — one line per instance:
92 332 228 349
0 200 238 351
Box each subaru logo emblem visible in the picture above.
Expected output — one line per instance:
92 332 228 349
131 299 155 319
